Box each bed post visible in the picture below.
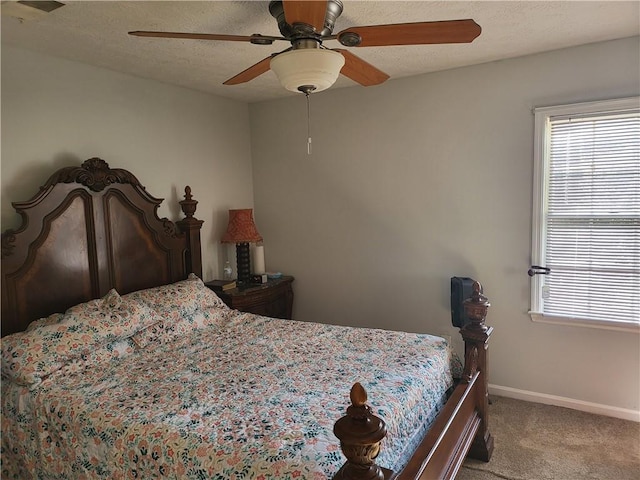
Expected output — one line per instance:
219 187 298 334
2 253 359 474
333 283 494 480
332 383 393 480
176 186 204 279
460 281 494 462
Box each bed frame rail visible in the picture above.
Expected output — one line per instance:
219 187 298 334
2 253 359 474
333 282 493 480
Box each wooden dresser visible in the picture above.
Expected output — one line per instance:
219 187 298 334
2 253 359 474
205 276 294 319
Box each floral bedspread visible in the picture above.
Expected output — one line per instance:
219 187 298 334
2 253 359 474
2 311 460 479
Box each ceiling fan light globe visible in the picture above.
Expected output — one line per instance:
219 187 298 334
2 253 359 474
270 49 345 93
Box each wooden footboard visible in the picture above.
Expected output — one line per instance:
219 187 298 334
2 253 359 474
333 282 493 480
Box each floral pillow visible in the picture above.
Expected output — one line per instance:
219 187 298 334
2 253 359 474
1 289 157 387
61 289 158 341
124 274 229 322
124 274 229 348
25 312 64 331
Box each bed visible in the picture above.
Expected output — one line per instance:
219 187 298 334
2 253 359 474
1 159 493 479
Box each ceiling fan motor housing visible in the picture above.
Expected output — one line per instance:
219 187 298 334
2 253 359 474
269 0 344 39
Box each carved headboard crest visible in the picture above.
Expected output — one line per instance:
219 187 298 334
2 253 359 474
47 158 141 192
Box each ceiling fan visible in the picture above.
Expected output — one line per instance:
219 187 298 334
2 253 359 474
129 0 481 95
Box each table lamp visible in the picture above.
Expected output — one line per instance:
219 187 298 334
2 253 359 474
221 209 263 285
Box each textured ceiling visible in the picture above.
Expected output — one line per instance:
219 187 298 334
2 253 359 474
2 1 639 103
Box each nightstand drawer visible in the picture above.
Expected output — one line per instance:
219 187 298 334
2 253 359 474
205 276 294 319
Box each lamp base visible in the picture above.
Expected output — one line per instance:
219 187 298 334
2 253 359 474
235 242 251 285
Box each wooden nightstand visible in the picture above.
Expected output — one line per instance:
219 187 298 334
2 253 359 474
205 276 294 319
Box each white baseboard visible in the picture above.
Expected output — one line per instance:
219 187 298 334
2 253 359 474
488 384 640 423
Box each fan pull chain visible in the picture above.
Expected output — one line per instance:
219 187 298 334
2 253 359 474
305 91 312 155
298 85 316 155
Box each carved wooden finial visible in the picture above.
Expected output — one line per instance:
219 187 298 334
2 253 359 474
333 383 391 480
350 382 367 408
463 281 490 332
179 185 198 218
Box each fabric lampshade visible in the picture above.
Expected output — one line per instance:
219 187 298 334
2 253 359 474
221 209 263 244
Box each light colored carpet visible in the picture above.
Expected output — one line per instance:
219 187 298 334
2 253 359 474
456 396 640 480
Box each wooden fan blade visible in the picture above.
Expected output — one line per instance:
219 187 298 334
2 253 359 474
129 31 284 44
282 0 327 32
337 19 481 47
334 49 389 87
223 56 273 85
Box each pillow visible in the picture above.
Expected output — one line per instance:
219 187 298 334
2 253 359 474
25 312 64 332
124 273 228 323
61 289 158 341
1 289 156 387
126 275 231 348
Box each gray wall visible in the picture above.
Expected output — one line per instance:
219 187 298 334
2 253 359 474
1 46 252 279
249 37 640 415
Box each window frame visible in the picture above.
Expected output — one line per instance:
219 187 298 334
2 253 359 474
530 97 640 334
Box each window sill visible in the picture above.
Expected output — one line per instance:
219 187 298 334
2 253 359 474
529 312 640 334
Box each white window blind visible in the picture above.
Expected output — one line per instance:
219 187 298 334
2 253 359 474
531 98 640 330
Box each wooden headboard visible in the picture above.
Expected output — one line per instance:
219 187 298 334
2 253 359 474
1 158 203 337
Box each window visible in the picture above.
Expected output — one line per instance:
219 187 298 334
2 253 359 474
530 97 640 332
